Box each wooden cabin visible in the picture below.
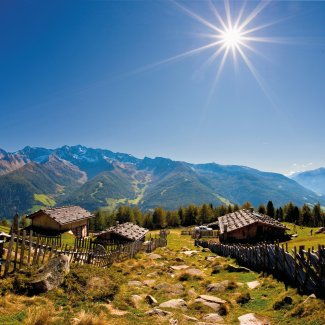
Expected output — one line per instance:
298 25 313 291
27 206 93 237
95 222 148 244
218 209 288 243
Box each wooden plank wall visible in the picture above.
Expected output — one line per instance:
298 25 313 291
195 239 325 297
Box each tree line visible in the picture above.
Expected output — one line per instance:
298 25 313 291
88 201 325 232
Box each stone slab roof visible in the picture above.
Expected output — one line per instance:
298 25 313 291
218 209 287 234
27 206 93 225
97 222 148 241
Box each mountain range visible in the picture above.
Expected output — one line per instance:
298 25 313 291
0 145 324 218
291 168 325 196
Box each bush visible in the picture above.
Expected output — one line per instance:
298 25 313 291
236 292 251 304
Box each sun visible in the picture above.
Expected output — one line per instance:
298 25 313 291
221 27 244 49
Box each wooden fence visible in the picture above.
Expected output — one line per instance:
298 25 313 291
0 230 168 278
195 240 325 297
181 229 219 238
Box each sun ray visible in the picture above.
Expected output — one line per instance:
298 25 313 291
173 1 223 34
208 0 228 31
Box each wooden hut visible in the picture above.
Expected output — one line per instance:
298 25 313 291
27 206 93 237
95 222 148 244
218 209 288 243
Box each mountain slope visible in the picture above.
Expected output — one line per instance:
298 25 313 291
0 145 324 217
292 168 325 196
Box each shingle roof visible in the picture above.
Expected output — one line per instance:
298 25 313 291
27 206 93 225
97 222 148 241
218 209 287 234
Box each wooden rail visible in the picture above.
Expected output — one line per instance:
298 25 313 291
195 240 325 297
0 230 168 278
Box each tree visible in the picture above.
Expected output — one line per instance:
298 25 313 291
284 202 295 222
242 201 253 210
0 218 10 227
184 205 198 226
20 215 29 228
275 207 284 221
142 213 153 229
258 204 266 215
266 201 275 218
300 204 311 226
152 207 167 229
233 204 240 212
197 204 213 224
313 203 322 227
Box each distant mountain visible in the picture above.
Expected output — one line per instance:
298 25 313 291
0 145 324 217
291 168 325 196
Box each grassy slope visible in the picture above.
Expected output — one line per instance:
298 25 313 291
283 222 325 251
1 229 324 324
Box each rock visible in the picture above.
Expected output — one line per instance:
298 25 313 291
170 265 189 271
145 308 172 317
226 264 250 272
175 257 184 262
205 256 217 261
202 313 224 323
181 246 190 251
238 313 270 325
159 299 188 310
131 295 143 308
127 280 143 287
145 295 158 305
195 295 226 312
207 281 230 293
211 266 222 275
181 250 198 256
246 280 260 289
202 248 211 252
147 253 162 260
169 318 178 325
183 315 198 322
273 296 293 310
185 268 204 276
154 282 184 295
188 289 197 298
147 272 157 278
30 255 70 293
143 279 156 287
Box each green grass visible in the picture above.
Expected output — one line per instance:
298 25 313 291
283 222 325 251
0 225 10 233
33 194 56 207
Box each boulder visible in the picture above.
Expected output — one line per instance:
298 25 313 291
145 295 158 305
30 255 70 293
207 281 230 293
246 281 260 290
169 318 178 325
131 295 143 308
195 295 226 312
127 280 143 287
183 315 198 322
181 250 198 256
159 299 188 310
147 253 162 260
202 313 224 323
154 282 184 295
238 313 270 325
145 308 172 317
202 248 211 252
226 264 250 273
143 279 156 287
170 265 189 271
185 268 204 277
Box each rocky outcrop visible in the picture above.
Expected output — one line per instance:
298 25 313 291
194 295 227 312
159 299 188 310
238 313 270 325
30 255 70 293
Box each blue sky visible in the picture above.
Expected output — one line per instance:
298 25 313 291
0 0 324 175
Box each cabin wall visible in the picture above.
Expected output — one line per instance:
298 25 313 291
31 214 60 231
228 224 257 240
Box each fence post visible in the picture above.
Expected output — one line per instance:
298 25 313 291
19 230 26 270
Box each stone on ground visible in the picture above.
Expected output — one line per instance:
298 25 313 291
131 295 143 308
169 318 178 325
145 295 158 305
238 313 270 325
181 250 198 256
183 315 198 322
247 280 261 289
30 255 70 293
202 313 225 323
154 282 184 295
159 299 188 310
195 295 226 312
202 248 211 252
185 268 204 276
145 308 172 317
143 279 156 287
147 253 162 260
170 265 189 271
127 280 143 287
206 281 230 293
